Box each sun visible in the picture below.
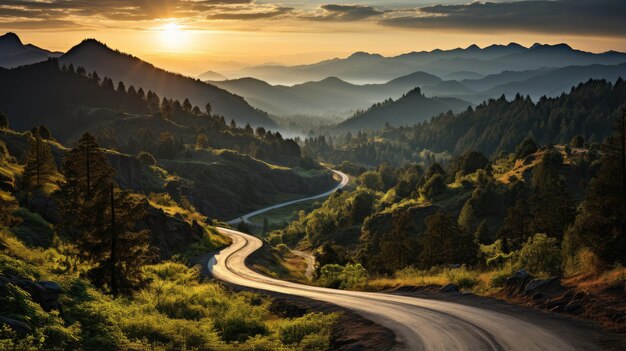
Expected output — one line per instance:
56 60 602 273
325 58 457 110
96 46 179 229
158 22 188 50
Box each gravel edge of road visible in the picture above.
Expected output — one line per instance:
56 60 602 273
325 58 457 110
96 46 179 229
386 286 626 351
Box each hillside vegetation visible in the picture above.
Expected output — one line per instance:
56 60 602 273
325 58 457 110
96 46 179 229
0 60 336 220
272 107 626 330
305 79 625 166
0 126 338 350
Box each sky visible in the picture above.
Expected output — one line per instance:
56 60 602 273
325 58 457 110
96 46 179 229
1 0 625 76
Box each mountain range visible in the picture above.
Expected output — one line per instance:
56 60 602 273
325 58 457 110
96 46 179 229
0 32 61 68
0 33 275 128
209 63 626 123
225 43 626 85
2 32 626 134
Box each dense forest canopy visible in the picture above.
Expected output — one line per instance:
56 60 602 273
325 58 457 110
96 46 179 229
303 79 626 167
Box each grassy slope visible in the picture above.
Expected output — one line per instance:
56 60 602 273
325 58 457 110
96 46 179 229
0 139 339 350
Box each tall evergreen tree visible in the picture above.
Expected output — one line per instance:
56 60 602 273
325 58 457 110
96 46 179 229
23 131 57 190
84 186 152 296
419 210 477 267
183 98 192 112
0 113 8 129
565 111 626 265
63 133 115 200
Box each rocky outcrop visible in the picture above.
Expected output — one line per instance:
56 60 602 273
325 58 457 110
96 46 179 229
26 191 61 224
440 283 459 293
502 271 625 332
504 269 532 297
136 203 204 259
1 275 62 312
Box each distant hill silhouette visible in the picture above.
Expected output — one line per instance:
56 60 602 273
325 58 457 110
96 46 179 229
227 43 626 85
483 63 626 100
334 88 470 132
0 59 149 140
59 39 276 128
0 32 61 68
213 61 626 121
210 71 461 118
197 70 227 81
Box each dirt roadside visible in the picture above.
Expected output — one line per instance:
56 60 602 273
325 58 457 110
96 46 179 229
387 285 626 351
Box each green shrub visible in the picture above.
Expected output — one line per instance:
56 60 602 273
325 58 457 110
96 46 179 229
318 263 369 289
517 233 561 277
277 312 337 349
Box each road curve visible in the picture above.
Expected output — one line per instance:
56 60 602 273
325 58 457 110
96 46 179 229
209 228 603 351
226 170 349 225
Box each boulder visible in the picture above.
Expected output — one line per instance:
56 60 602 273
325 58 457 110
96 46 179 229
36 281 62 311
0 316 31 335
523 277 562 297
504 269 532 297
440 284 459 293
564 301 584 315
27 192 61 224
0 275 62 312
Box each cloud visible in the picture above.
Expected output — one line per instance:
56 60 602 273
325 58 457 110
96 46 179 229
305 4 385 22
0 0 255 21
206 6 293 20
380 0 626 37
0 19 79 30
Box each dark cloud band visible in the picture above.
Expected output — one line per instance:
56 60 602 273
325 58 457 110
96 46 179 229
380 0 626 37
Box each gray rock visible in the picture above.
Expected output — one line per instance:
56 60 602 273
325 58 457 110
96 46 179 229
564 301 584 315
0 315 31 334
440 283 459 293
504 269 532 297
523 277 561 296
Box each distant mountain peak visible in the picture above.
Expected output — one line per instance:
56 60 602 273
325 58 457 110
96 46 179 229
507 42 525 48
403 87 423 97
0 32 22 46
74 38 109 50
466 44 480 50
348 51 383 59
320 76 345 83
530 43 573 51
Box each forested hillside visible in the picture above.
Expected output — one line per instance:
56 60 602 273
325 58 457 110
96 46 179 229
305 79 625 166
0 60 337 220
60 39 276 128
270 118 625 329
0 124 338 350
334 87 470 132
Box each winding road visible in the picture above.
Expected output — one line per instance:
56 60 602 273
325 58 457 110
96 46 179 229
210 171 605 350
226 170 349 225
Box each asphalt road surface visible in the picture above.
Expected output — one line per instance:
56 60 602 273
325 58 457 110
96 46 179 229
211 170 606 350
225 170 349 225
209 228 605 351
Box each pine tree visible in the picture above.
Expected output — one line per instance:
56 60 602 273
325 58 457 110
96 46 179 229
183 98 192 112
205 102 212 116
565 111 626 266
196 133 209 149
80 186 152 296
458 200 476 235
63 133 115 200
0 113 8 129
419 210 477 267
38 125 52 140
23 131 57 190
475 220 491 245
